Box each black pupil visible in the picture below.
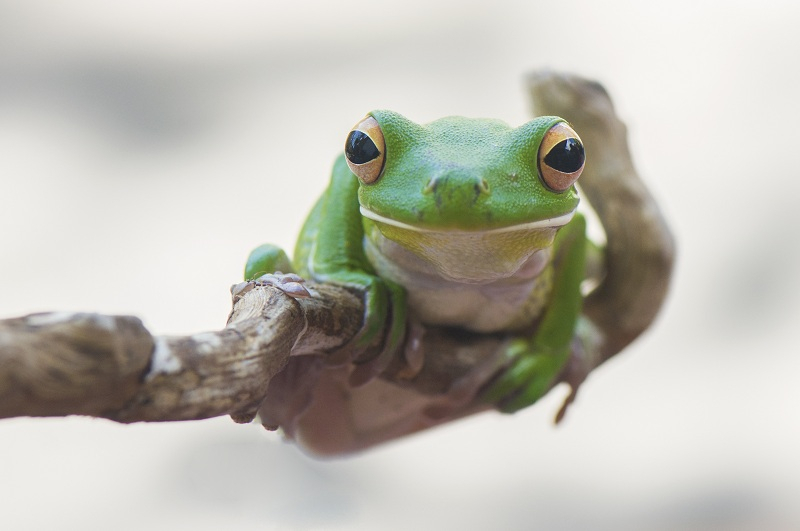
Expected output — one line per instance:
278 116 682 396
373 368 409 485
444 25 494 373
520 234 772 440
345 130 380 164
544 138 585 173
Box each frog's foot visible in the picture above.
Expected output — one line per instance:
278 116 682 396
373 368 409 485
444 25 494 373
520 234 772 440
350 309 421 386
231 272 310 303
348 279 407 386
253 272 311 299
480 338 571 414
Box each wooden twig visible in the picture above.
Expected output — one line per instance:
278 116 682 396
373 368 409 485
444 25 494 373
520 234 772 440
527 71 676 361
0 285 355 423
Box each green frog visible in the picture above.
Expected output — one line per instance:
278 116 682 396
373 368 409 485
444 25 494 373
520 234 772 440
246 110 590 452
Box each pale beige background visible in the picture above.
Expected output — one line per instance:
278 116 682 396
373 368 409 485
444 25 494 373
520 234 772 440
1 1 799 530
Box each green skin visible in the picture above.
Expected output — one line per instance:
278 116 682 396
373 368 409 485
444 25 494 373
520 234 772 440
246 110 587 413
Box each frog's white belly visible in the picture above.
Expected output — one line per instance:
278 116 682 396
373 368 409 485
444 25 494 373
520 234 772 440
364 235 552 332
406 282 544 332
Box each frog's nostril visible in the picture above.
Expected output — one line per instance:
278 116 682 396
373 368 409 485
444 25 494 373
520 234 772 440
424 174 490 200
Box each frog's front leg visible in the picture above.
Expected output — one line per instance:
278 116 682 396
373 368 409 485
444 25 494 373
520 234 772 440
482 214 587 413
304 157 408 375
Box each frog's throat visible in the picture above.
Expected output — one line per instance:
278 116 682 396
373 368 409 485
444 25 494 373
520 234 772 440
359 206 575 233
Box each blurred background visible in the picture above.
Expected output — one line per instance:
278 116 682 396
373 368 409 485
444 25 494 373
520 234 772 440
1 1 799 529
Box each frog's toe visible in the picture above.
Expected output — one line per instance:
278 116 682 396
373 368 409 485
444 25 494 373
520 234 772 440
481 356 541 412
253 272 311 299
481 342 567 414
495 372 554 413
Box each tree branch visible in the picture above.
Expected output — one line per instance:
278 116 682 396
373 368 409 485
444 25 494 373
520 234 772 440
0 284 355 422
527 71 676 361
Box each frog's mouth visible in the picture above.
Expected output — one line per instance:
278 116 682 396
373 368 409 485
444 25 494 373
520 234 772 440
360 206 576 283
359 207 575 234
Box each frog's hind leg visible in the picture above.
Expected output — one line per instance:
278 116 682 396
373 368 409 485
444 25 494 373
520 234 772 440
244 243 294 280
481 214 587 413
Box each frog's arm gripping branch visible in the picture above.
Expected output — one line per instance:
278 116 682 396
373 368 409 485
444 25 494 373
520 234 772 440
0 72 672 424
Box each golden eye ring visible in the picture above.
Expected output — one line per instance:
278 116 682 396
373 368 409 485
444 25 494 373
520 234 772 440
538 122 585 192
344 116 386 184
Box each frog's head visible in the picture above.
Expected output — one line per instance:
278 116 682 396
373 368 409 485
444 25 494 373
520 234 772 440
344 110 584 283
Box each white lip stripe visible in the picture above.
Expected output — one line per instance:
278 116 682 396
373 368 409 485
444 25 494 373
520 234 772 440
359 206 576 234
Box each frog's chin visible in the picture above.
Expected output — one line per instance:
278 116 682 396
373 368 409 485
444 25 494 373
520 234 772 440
361 206 575 284
359 207 575 234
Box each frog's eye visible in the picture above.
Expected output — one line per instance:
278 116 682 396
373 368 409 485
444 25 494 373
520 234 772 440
345 116 386 184
538 122 585 192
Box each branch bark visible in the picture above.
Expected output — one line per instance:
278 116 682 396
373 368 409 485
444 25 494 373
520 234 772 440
0 71 673 433
0 284 355 422
527 71 675 361
0 283 502 424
